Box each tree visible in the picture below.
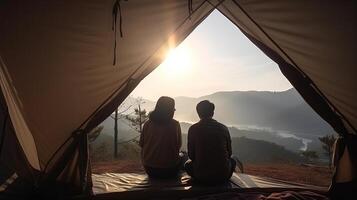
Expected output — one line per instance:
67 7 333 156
110 101 132 158
110 97 148 158
113 108 119 158
301 150 319 163
126 97 149 134
319 134 336 168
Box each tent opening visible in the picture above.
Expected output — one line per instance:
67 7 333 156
88 10 334 190
1 1 355 199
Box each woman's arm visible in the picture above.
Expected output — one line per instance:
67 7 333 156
188 126 195 161
177 122 182 149
139 122 147 147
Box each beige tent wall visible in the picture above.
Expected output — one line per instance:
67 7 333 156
217 1 357 192
0 0 214 171
1 0 119 169
218 0 357 134
0 57 40 170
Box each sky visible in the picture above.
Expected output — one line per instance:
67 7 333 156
131 10 292 101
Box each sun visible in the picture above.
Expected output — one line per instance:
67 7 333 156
158 45 192 78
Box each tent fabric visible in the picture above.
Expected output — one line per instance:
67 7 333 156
0 0 214 171
333 138 356 183
0 0 356 197
0 57 40 170
0 91 37 197
217 0 357 134
329 137 357 199
182 191 329 200
93 172 237 195
92 172 326 199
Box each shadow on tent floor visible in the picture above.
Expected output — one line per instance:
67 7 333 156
92 172 328 200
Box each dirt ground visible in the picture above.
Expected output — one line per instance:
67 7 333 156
244 163 332 187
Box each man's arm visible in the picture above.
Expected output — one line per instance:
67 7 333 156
226 127 232 157
187 126 195 161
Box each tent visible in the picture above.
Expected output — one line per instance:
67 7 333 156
0 0 356 199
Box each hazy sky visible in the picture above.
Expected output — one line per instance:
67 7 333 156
131 10 292 101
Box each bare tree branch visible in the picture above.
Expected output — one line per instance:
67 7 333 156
118 105 132 115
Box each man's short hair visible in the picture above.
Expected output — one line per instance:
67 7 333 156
196 100 215 119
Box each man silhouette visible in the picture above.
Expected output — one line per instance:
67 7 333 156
185 100 237 184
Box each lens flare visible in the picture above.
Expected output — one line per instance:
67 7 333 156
159 46 192 78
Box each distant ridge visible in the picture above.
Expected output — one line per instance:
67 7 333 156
128 88 333 137
173 88 333 136
200 87 295 97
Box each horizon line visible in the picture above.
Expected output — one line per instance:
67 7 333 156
130 87 294 102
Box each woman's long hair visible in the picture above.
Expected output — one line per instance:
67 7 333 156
149 96 175 124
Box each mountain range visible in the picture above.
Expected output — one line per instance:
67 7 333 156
127 88 334 137
175 88 334 135
95 88 336 159
92 120 304 164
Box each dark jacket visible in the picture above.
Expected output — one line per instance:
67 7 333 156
187 118 232 182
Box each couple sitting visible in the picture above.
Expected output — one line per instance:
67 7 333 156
139 96 236 184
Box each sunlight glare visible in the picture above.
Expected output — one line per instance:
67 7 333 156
159 46 192 78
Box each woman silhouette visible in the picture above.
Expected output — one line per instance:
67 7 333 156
139 96 182 178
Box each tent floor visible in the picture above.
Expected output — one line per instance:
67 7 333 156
92 172 328 200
